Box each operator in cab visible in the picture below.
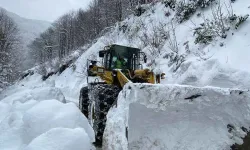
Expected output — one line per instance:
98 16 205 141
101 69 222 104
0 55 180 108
114 56 127 69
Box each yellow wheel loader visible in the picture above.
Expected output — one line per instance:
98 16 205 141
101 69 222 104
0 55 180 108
79 44 165 147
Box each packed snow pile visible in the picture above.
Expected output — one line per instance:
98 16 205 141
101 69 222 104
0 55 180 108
24 128 92 150
0 87 66 104
104 83 250 150
0 74 95 150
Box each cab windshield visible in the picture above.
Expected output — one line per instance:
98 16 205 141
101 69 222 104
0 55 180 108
104 45 140 70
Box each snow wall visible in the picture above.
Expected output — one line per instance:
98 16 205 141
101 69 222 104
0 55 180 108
104 83 250 150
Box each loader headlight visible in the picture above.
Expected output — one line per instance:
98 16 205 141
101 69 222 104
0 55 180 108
97 68 104 73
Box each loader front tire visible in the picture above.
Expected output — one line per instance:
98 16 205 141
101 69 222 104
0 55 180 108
79 86 90 118
89 84 120 147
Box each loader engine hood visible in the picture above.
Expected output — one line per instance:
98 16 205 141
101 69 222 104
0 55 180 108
103 83 250 150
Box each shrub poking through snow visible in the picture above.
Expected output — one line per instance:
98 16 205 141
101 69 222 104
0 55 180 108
194 3 234 44
139 22 169 58
195 0 216 8
164 52 186 72
162 0 176 10
235 15 249 29
165 11 171 17
162 20 186 72
134 5 148 16
228 14 249 29
20 70 34 80
193 22 215 44
71 64 76 71
194 5 249 45
175 0 216 23
119 23 128 33
42 72 56 81
175 1 197 23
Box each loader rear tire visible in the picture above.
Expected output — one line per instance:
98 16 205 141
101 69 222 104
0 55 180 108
89 84 121 147
79 86 89 118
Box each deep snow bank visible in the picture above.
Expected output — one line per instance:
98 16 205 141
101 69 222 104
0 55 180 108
104 83 250 150
24 128 91 150
22 100 94 145
0 74 95 150
0 100 94 150
1 87 66 104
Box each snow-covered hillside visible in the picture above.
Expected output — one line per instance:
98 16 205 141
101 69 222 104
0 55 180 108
0 7 51 70
1 0 250 150
1 8 51 45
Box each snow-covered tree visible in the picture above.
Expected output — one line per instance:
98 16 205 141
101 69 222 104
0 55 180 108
0 10 20 89
28 0 155 68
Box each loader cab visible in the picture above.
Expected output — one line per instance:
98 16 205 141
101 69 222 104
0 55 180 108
99 44 147 71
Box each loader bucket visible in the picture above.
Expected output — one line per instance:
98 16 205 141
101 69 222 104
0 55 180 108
103 83 250 150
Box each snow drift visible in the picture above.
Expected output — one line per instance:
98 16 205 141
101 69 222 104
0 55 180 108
0 74 95 150
1 87 66 104
104 83 250 150
24 128 92 150
22 100 94 144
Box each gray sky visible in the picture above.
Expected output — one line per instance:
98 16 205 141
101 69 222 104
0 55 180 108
0 0 92 22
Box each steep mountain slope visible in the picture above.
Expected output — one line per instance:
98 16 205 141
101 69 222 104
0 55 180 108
1 7 51 45
1 0 250 150
0 7 51 70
